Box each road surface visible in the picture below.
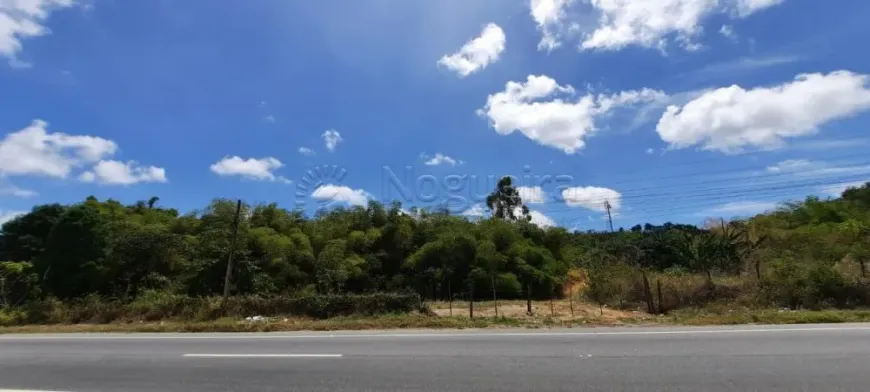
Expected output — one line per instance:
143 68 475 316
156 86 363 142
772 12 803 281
1 324 869 391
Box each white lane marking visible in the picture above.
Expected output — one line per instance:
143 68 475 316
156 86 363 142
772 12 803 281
3 325 870 340
0 390 69 392
183 354 342 358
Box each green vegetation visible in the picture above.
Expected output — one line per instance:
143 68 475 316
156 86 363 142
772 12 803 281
1 178 870 330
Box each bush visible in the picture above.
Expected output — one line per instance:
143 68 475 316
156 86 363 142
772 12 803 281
3 292 423 325
761 259 870 310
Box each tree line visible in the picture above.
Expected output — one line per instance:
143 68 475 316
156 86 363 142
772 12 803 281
2 178 869 314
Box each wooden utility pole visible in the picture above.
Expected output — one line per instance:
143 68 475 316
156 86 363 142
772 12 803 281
604 200 614 232
222 200 242 301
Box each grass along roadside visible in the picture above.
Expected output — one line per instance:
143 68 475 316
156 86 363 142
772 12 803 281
3 301 870 334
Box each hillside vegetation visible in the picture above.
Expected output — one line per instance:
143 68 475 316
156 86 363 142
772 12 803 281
2 178 870 327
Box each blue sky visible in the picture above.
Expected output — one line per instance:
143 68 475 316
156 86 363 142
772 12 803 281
2 0 870 230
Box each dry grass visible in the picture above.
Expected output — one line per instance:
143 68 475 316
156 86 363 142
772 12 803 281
3 295 870 334
429 298 654 325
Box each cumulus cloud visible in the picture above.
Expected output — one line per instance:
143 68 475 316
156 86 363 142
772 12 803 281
311 184 370 207
422 153 462 166
532 0 784 52
438 23 505 77
479 74 665 154
462 203 488 218
561 186 622 212
530 0 575 51
298 147 316 156
0 0 77 66
517 186 546 204
0 119 167 188
657 71 870 153
210 156 289 183
528 210 557 228
735 0 785 17
322 129 343 152
0 120 117 178
79 160 167 185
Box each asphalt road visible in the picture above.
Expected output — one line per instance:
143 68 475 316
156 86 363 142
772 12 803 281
2 324 870 391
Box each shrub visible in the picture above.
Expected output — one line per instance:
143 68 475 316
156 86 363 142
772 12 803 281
761 259 869 310
4 292 423 325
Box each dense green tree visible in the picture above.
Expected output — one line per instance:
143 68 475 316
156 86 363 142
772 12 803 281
486 176 530 221
1 183 870 313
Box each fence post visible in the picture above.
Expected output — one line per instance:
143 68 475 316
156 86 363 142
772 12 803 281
448 280 453 317
656 279 664 314
568 287 575 317
469 280 474 319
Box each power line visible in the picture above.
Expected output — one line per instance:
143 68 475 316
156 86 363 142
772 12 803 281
555 175 869 226
535 172 870 215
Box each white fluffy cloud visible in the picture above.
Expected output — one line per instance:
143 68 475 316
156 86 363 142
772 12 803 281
0 119 166 188
423 153 462 166
480 74 665 153
0 119 117 178
210 156 289 183
311 184 370 207
532 0 784 52
462 203 488 218
517 186 546 204
582 0 720 51
528 210 557 228
438 23 505 77
463 203 555 227
0 210 27 225
735 0 785 17
79 160 167 185
322 129 343 152
0 0 76 66
561 186 622 212
530 0 575 51
298 147 316 156
657 71 870 153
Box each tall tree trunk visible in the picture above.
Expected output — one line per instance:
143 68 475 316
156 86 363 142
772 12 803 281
656 279 664 314
641 270 654 314
755 259 762 281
